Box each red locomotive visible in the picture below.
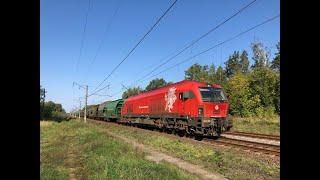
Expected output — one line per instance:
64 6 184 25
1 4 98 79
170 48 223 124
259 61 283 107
121 80 232 139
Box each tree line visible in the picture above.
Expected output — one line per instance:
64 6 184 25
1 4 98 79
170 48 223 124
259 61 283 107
122 41 280 118
40 86 68 121
122 78 173 99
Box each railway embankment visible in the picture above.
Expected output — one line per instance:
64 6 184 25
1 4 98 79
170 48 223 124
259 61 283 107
88 119 280 179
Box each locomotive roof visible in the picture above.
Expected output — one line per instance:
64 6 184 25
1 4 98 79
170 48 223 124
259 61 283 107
126 80 221 101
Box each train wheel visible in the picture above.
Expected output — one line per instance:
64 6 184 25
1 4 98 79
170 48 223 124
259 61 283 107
194 134 203 141
172 129 177 135
178 131 186 137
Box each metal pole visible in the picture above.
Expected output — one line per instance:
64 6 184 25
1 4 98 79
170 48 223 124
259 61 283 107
84 85 88 123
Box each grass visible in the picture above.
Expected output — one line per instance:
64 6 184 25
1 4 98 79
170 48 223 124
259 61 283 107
94 122 280 180
40 120 196 180
231 116 280 135
40 121 69 179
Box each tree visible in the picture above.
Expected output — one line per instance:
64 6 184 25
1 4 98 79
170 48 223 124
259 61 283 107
214 66 227 87
184 63 209 82
207 64 216 84
40 86 45 119
225 51 242 78
145 78 168 91
225 71 260 116
185 63 202 80
54 103 65 113
122 87 143 99
251 42 270 69
270 42 280 72
248 67 278 114
199 65 209 82
40 86 45 102
270 42 280 113
43 101 55 119
274 73 280 114
40 94 68 121
240 50 250 74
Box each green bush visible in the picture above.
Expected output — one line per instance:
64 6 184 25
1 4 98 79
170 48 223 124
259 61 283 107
51 111 69 122
254 106 277 119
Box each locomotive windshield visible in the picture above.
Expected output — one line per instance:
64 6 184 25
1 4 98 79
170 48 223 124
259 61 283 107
199 87 227 102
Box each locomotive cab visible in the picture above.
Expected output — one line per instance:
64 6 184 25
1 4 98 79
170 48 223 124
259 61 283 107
198 85 232 136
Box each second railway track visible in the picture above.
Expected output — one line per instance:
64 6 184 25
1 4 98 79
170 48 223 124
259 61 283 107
224 131 280 141
209 137 280 156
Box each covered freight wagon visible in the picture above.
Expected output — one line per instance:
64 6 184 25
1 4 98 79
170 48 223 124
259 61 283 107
97 101 109 120
87 105 99 119
121 80 232 138
105 99 124 121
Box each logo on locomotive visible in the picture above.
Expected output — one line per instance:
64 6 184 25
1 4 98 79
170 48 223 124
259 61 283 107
165 87 177 112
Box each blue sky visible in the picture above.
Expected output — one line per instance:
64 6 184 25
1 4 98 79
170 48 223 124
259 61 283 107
40 0 280 112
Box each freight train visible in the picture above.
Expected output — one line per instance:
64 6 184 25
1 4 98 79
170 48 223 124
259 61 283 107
80 80 233 140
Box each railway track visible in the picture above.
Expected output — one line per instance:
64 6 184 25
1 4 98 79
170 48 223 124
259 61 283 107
209 137 280 156
224 131 280 141
86 118 280 157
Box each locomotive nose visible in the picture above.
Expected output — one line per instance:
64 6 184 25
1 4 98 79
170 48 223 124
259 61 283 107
213 104 221 114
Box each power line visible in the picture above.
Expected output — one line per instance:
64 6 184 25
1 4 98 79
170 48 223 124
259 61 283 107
91 0 256 96
76 0 92 71
89 0 122 65
90 0 179 96
92 94 112 97
137 14 280 84
132 0 259 85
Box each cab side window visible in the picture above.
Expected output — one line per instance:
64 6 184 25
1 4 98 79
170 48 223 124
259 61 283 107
179 91 194 100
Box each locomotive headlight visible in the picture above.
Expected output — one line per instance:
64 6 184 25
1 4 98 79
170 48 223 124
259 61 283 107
198 108 203 116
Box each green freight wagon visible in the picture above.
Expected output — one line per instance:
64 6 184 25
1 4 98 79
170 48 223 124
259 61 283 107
105 99 124 121
97 101 109 120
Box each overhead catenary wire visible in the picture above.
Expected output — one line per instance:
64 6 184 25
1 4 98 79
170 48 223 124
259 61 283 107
89 0 122 65
132 0 259 86
75 0 92 71
137 14 280 84
91 0 258 97
90 0 179 96
108 14 279 96
92 94 112 97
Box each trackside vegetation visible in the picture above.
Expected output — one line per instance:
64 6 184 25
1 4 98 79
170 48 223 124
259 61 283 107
40 86 69 122
231 117 280 135
40 120 196 180
91 121 280 180
122 41 280 119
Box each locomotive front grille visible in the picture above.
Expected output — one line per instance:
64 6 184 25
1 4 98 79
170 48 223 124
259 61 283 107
213 109 220 114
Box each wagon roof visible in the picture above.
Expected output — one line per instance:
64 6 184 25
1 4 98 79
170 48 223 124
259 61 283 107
87 104 99 110
106 99 124 109
98 101 110 110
